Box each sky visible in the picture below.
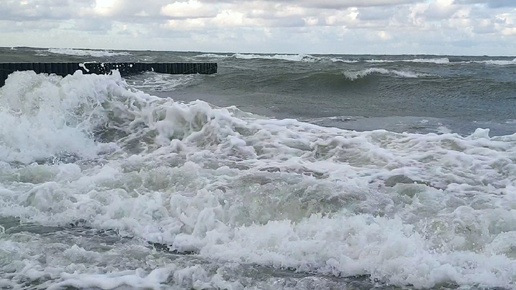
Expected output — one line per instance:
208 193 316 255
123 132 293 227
0 0 515 55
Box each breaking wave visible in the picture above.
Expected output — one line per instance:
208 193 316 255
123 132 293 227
48 48 131 57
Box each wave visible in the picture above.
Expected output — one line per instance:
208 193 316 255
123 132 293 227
362 57 516 66
195 53 516 67
194 53 231 58
48 48 131 57
0 70 134 163
365 58 450 64
223 68 427 93
1 71 516 289
202 54 449 64
343 68 426 80
472 59 516 66
351 57 516 66
330 57 360 63
194 53 321 62
407 58 450 64
195 53 362 63
234 53 320 62
126 72 199 92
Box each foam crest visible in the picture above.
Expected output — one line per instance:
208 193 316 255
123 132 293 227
330 57 359 63
408 58 450 64
126 72 198 92
193 53 514 67
48 48 130 57
473 59 516 66
343 68 423 80
365 58 450 64
234 53 319 62
194 53 230 58
0 70 155 163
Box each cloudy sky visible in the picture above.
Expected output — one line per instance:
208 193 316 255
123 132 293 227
0 0 515 55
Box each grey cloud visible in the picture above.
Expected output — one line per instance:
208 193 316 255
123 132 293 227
99 1 168 18
0 18 62 32
485 0 516 8
261 17 307 27
420 4 458 20
357 7 398 21
200 0 419 8
294 0 420 9
454 0 516 8
72 19 113 32
0 0 94 21
0 0 515 56
473 23 497 33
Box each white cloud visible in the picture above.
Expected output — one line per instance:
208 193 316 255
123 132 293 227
278 0 419 9
378 31 392 40
0 0 514 55
92 0 120 16
455 0 516 8
160 1 217 18
212 10 254 26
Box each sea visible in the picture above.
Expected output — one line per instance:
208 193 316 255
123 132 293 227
0 47 515 289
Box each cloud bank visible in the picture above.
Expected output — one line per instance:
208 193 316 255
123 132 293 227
0 0 515 55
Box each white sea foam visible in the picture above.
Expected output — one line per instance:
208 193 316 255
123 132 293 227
234 53 320 62
48 48 130 57
0 72 515 289
343 68 424 80
196 53 332 63
195 53 231 58
330 57 359 63
126 72 199 92
363 58 516 66
196 54 514 66
365 58 450 64
472 59 516 66
407 58 450 64
0 71 105 163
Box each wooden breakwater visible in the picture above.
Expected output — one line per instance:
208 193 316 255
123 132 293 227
0 62 217 86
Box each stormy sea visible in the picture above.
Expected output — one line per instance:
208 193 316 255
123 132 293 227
0 47 515 289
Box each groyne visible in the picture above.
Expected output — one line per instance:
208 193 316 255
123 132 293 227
0 62 217 86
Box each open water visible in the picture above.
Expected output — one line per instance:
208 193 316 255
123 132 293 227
0 47 515 289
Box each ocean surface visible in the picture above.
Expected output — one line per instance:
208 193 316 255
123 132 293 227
0 47 515 289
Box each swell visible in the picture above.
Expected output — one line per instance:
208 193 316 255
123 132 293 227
210 68 427 94
194 52 516 66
